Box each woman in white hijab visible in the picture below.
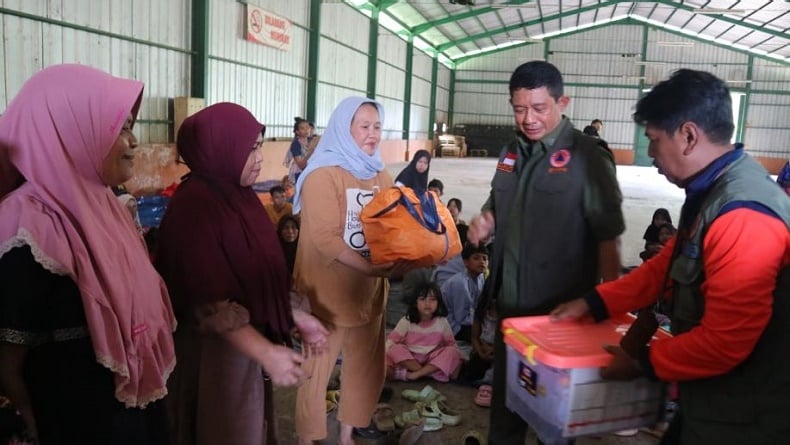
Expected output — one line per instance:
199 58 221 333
292 97 410 445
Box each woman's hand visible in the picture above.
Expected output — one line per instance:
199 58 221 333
261 344 306 387
292 309 329 355
220 324 305 387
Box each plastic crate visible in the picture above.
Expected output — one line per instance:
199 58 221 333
502 315 668 444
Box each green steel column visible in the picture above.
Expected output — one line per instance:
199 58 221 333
428 56 438 139
736 55 753 143
403 38 414 140
544 38 550 61
366 8 380 99
631 24 652 166
448 68 456 130
306 0 321 123
191 0 209 98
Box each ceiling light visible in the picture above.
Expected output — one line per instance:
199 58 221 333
634 61 667 66
511 37 543 43
655 41 695 47
725 79 752 83
693 8 747 14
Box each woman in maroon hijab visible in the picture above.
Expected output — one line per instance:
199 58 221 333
156 102 327 445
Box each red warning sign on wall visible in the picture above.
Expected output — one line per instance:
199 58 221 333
246 5 291 51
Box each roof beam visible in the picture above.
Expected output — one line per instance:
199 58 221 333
411 0 533 35
455 16 789 68
436 0 623 52
655 0 788 41
454 16 639 64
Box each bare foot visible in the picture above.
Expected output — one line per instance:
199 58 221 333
339 422 355 445
297 438 315 445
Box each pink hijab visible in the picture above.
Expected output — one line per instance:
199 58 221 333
0 64 176 408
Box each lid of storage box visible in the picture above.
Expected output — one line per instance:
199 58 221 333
502 314 670 368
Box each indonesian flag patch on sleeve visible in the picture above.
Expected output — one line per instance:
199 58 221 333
497 152 517 172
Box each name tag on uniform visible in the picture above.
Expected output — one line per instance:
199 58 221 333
497 152 517 172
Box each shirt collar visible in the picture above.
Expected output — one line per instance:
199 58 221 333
515 116 570 153
684 143 744 196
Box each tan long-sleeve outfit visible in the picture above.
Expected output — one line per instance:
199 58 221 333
294 166 392 440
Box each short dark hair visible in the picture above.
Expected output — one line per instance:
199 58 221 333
633 69 734 144
591 119 603 126
447 198 463 212
462 242 488 260
293 117 309 133
269 185 286 196
406 281 448 322
509 60 564 100
427 178 444 193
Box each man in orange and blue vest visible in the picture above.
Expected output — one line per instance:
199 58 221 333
552 69 790 445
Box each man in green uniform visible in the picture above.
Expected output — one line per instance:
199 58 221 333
468 60 625 444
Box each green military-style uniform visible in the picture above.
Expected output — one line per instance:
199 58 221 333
485 117 625 444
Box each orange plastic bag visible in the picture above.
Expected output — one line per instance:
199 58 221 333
360 186 462 267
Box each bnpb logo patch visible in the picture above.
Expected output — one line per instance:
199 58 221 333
549 149 571 168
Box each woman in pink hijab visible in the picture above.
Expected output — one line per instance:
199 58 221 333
0 65 175 444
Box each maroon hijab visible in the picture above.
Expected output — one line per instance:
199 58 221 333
156 102 293 342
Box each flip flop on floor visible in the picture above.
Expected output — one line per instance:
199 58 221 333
422 417 443 432
418 399 461 426
394 409 423 429
372 403 396 432
463 429 487 445
326 399 337 414
326 389 340 405
474 384 492 408
401 385 445 403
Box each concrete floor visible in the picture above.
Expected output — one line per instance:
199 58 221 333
273 158 682 444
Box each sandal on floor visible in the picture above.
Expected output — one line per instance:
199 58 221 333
326 399 337 414
417 399 461 426
463 429 487 445
394 409 423 429
326 389 340 405
401 385 445 403
474 384 492 408
372 403 396 432
422 417 443 432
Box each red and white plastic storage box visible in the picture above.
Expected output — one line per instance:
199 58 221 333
502 315 668 445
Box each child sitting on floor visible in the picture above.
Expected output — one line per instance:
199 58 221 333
386 282 463 382
440 243 489 342
641 223 677 261
463 296 497 384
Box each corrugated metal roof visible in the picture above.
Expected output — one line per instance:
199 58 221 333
343 0 789 65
